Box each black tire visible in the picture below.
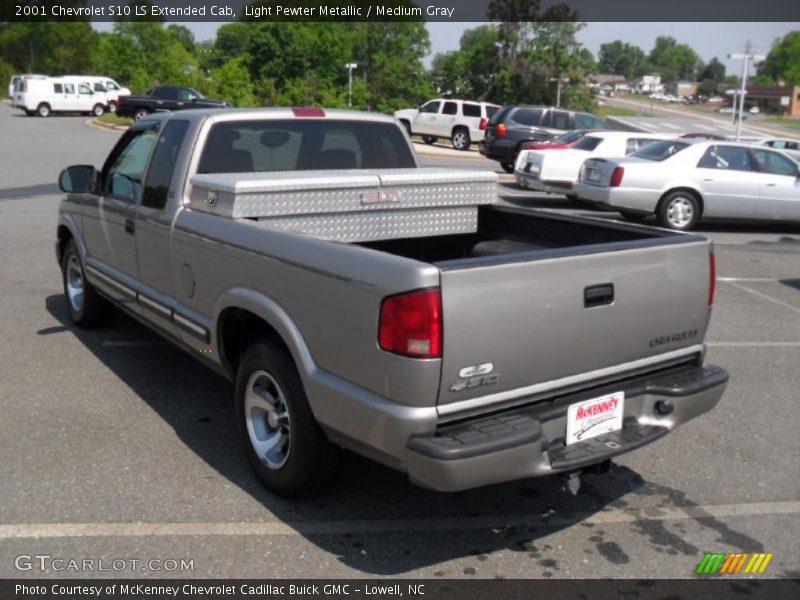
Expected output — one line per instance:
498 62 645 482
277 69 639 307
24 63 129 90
619 210 648 223
422 136 437 145
452 127 471 151
61 239 108 328
36 103 51 117
656 190 701 231
108 101 117 112
235 340 339 497
133 108 150 121
501 162 515 173
92 103 105 117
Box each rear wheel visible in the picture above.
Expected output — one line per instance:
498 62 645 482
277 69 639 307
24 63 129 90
36 103 50 117
452 127 471 151
657 190 700 230
92 104 105 117
61 239 108 328
235 340 339 497
133 108 150 121
422 136 437 145
500 162 515 173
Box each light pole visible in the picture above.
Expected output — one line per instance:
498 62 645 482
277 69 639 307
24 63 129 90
549 76 570 108
345 62 357 108
728 41 764 141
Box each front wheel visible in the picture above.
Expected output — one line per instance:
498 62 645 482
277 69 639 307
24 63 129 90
657 191 700 230
92 104 105 117
452 128 471 151
422 136 437 145
501 162 515 173
133 108 150 121
61 239 108 328
235 340 339 497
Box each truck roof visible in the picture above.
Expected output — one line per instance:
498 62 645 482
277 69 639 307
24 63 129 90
137 107 398 126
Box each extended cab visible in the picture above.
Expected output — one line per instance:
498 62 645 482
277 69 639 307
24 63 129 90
56 108 727 497
115 86 231 120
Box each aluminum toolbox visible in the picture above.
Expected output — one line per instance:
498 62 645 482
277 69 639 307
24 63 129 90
189 168 497 242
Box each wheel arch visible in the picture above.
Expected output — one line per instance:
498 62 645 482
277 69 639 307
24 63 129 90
214 288 315 384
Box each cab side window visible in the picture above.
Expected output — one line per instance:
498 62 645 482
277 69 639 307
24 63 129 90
64 83 75 94
102 129 159 201
142 121 190 209
442 101 458 116
751 149 798 176
79 84 92 95
419 101 440 114
94 82 106 92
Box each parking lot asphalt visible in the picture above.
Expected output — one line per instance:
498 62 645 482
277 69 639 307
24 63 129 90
0 104 798 579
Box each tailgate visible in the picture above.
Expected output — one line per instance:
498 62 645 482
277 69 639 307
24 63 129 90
437 240 712 409
580 158 617 186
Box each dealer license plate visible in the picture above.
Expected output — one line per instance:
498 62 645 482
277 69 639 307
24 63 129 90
565 391 625 445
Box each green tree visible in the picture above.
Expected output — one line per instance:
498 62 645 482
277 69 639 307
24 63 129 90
598 40 648 80
761 31 800 85
700 57 725 84
206 57 256 106
0 22 98 74
647 36 703 82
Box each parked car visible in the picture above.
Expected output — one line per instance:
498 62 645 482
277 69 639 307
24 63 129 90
480 105 608 172
8 74 47 106
518 129 598 152
760 138 800 161
55 107 726 496
64 75 131 110
515 131 671 197
680 132 726 140
115 86 231 120
574 139 800 230
393 99 500 151
14 76 107 117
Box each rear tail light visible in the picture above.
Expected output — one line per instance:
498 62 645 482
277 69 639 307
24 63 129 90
479 117 488 130
379 289 442 359
708 252 716 305
116 95 122 107
609 166 625 187
496 123 507 138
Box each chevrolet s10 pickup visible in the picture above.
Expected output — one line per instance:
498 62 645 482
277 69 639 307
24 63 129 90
56 108 728 496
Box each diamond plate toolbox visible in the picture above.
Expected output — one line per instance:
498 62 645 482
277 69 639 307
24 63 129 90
188 168 497 242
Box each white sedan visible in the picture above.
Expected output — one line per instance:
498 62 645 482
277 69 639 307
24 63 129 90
514 131 671 197
574 139 800 230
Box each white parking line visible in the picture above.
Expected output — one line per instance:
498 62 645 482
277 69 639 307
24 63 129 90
724 281 800 315
1 501 798 539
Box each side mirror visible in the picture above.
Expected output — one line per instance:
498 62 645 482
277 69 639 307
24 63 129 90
59 165 98 193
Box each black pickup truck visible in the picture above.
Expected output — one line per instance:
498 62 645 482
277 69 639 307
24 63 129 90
115 86 231 120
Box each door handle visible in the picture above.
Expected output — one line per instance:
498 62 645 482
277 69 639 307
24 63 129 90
702 178 714 182
765 183 777 187
125 219 135 235
584 283 614 308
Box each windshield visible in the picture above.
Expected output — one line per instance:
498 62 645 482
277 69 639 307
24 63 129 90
632 140 690 161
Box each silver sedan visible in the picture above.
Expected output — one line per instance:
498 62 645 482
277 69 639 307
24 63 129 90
574 139 800 230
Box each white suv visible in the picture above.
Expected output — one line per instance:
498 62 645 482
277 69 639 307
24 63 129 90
394 99 500 151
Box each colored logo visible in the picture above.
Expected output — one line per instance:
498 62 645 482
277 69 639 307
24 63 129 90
696 552 773 575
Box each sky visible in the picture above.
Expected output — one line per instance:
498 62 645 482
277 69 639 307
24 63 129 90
100 21 797 75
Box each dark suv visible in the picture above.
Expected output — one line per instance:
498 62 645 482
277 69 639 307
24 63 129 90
480 105 607 172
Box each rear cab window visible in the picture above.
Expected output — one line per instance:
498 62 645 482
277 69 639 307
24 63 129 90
197 120 416 174
142 120 190 209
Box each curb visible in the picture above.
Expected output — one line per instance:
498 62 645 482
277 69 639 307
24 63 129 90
86 117 129 133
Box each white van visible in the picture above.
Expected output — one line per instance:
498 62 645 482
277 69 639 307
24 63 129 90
8 74 47 106
15 77 107 117
63 75 130 110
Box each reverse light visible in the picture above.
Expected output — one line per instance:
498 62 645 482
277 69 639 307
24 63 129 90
709 252 716 305
609 166 625 187
496 123 507 138
479 117 488 130
379 289 442 359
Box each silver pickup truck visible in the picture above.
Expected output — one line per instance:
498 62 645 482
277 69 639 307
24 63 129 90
56 108 728 497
